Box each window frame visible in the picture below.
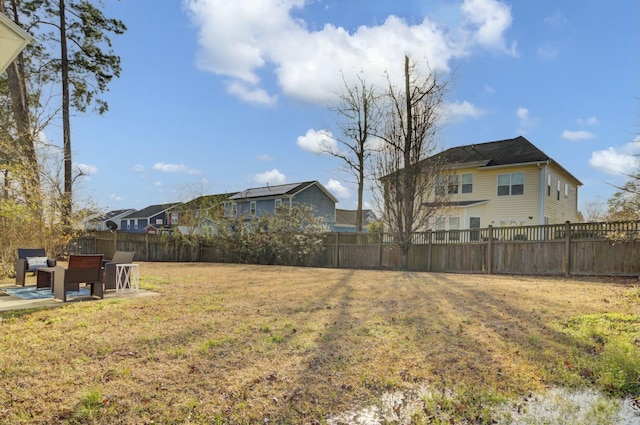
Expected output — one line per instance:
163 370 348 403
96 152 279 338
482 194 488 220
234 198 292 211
250 201 257 216
461 173 473 194
497 172 525 196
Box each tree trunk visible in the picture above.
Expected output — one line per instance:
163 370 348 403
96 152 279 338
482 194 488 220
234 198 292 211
60 0 72 231
1 1 40 203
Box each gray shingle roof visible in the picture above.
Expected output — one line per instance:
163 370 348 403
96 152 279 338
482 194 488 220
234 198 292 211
122 203 181 219
436 136 550 166
229 181 337 202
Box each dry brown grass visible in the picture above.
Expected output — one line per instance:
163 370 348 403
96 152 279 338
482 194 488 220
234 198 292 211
0 263 638 424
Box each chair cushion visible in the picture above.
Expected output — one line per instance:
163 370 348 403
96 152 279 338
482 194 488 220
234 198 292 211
26 256 49 271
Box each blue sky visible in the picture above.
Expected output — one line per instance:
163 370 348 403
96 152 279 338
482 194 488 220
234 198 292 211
67 0 639 214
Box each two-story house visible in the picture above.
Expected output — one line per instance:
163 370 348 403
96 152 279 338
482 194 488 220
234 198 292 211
225 181 337 227
120 203 182 233
425 136 582 231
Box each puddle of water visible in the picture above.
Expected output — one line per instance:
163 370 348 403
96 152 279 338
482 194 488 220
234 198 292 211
325 386 640 425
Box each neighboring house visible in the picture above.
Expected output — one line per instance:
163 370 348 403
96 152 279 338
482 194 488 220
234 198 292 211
83 209 136 231
172 193 238 237
225 181 337 227
334 209 378 232
424 136 582 231
120 203 182 233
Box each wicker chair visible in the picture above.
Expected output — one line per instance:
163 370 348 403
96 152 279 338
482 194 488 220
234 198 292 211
103 251 136 291
15 248 57 286
53 254 104 302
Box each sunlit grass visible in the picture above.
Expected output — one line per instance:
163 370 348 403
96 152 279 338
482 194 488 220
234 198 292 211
0 263 638 423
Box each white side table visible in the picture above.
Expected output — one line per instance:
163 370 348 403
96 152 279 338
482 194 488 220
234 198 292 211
115 263 139 292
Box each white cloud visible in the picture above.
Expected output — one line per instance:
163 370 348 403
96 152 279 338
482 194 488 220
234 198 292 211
110 194 124 202
133 164 145 172
516 107 529 120
562 130 596 141
186 0 516 104
537 43 560 59
257 154 274 161
460 0 517 55
325 179 350 200
153 162 201 175
253 169 286 185
154 181 162 187
296 129 336 154
227 81 277 106
589 143 640 175
516 106 538 134
76 163 97 175
577 116 599 127
445 100 485 122
484 84 495 93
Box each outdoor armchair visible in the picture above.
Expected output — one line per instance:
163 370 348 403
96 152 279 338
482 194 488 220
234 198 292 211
102 251 136 290
53 254 104 302
15 248 57 286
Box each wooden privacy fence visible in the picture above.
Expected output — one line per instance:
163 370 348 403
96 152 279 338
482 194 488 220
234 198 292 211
69 221 640 277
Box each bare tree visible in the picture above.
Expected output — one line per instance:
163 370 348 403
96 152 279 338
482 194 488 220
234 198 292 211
581 199 606 222
373 55 449 270
324 74 383 231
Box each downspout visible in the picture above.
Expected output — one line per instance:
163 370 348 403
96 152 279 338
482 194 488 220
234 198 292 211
539 163 546 224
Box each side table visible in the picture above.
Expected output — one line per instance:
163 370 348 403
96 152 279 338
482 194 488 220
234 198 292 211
115 263 139 292
36 267 57 290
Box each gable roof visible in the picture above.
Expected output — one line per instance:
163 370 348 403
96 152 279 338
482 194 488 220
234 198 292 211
99 209 136 221
435 136 582 185
122 203 181 219
437 136 549 166
229 181 338 203
182 193 238 209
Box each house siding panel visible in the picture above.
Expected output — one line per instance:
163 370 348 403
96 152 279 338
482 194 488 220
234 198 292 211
293 184 336 225
544 166 580 223
440 165 542 229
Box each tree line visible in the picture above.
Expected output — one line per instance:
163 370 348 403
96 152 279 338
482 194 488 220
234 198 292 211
0 0 124 275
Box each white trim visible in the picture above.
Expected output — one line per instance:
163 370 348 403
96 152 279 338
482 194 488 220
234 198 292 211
0 13 32 73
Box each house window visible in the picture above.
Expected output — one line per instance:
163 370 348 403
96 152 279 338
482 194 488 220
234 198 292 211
564 183 568 198
171 212 179 225
435 176 446 196
275 199 282 209
547 173 551 196
134 220 138 230
231 203 237 216
461 173 473 193
557 180 561 201
250 201 256 216
447 175 459 194
127 222 130 229
155 219 163 225
497 172 524 196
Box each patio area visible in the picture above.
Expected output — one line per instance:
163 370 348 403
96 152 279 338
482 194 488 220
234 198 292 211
0 284 159 312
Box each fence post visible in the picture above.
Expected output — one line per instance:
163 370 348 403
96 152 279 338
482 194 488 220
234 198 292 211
487 225 493 274
563 220 571 276
335 232 340 268
426 230 432 272
145 232 149 262
378 232 383 270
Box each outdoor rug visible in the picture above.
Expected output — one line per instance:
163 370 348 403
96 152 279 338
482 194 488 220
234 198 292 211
2 287 90 300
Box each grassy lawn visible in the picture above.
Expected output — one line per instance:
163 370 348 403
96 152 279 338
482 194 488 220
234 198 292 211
0 263 639 424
